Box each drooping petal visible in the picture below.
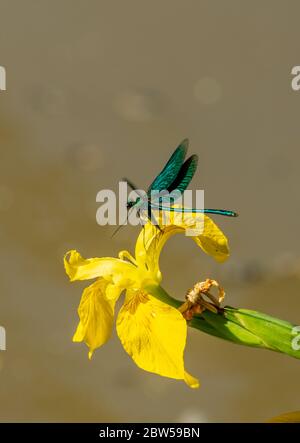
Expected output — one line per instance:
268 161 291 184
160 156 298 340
192 215 229 262
135 209 229 275
64 249 136 283
73 278 122 358
116 290 199 388
184 371 201 389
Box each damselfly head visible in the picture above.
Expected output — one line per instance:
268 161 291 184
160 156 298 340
127 196 143 210
126 200 135 209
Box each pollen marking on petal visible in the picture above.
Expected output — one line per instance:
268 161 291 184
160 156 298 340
125 290 150 315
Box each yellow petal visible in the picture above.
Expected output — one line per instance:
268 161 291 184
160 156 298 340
135 210 229 275
193 215 229 263
184 371 200 389
64 249 135 282
73 278 121 358
116 290 199 387
267 411 300 423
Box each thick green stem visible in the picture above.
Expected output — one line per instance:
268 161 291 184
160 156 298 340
146 284 300 360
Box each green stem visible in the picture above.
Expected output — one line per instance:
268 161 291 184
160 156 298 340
146 284 300 360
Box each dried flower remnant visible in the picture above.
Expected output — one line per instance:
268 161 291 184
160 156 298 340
180 279 225 319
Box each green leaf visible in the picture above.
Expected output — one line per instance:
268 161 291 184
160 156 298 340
149 285 300 359
224 307 300 358
191 309 266 348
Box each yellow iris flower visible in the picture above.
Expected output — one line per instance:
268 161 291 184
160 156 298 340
64 211 229 388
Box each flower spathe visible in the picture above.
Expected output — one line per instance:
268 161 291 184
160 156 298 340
64 211 229 388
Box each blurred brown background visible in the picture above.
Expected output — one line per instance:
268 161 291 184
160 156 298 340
0 0 300 422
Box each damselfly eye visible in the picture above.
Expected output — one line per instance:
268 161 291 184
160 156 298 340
127 200 135 209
